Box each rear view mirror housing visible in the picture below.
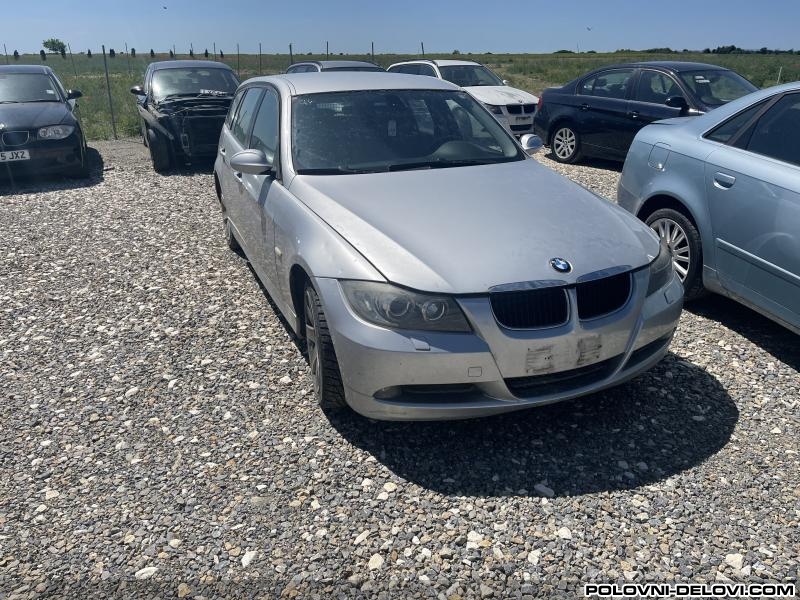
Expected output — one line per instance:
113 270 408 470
230 149 275 175
665 95 688 111
520 134 544 156
66 89 82 100
130 85 145 96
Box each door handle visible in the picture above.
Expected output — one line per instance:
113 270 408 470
579 103 589 111
713 172 736 189
629 111 639 119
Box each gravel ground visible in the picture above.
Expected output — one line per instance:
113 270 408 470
1 142 798 598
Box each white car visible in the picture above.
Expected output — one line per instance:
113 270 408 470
387 59 538 135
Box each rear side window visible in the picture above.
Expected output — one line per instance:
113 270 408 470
744 93 800 166
580 70 634 100
249 88 280 163
705 100 769 144
231 88 264 146
417 64 437 77
389 64 419 75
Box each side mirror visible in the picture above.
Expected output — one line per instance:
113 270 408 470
520 134 544 156
66 89 82 100
665 95 688 111
502 79 509 86
130 85 145 96
230 149 274 175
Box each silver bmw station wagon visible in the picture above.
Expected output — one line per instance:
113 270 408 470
214 72 683 421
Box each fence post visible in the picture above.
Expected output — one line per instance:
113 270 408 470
259 43 262 75
125 42 131 75
236 43 240 78
777 66 783 84
371 42 374 62
213 41 216 61
102 45 118 140
326 41 329 59
3 44 8 64
67 43 78 78
289 43 293 66
421 42 425 57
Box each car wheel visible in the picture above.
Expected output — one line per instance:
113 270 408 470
146 128 171 173
67 141 90 178
223 216 242 253
646 208 706 300
141 119 148 146
303 282 347 410
551 125 582 164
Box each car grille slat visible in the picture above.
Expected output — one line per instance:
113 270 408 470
2 131 30 146
506 104 522 114
576 272 631 320
505 356 618 397
490 287 569 329
523 103 536 114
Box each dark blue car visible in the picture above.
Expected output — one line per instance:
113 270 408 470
533 61 757 163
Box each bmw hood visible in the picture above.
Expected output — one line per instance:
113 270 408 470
463 85 539 106
290 160 659 294
0 102 73 130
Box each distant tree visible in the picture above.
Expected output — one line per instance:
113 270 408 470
306 51 313 55
339 52 344 56
40 50 46 61
169 49 174 58
586 50 596 54
702 48 711 54
13 50 19 60
189 48 194 57
87 49 92 58
150 49 155 58
131 48 136 58
204 49 209 58
42 38 67 54
60 47 66 59
109 48 116 58
219 50 224 58
452 49 461 55
554 49 575 54
759 47 769 54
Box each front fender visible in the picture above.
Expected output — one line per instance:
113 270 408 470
138 105 175 140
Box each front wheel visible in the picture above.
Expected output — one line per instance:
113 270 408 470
146 128 171 173
303 282 347 410
551 125 582 164
645 208 706 300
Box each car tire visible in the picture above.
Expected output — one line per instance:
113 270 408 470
146 128 171 173
645 208 706 300
551 124 582 164
66 137 90 178
303 282 347 411
141 119 148 147
223 216 242 253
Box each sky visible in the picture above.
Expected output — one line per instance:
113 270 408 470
3 0 799 55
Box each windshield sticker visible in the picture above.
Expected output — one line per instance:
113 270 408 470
45 89 56 94
693 76 711 84
200 89 228 96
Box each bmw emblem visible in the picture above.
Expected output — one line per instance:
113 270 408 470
550 257 572 273
0 123 5 131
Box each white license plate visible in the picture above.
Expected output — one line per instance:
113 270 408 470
514 117 532 124
0 149 30 162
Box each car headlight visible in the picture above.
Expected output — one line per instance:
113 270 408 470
38 125 75 140
340 281 471 332
647 238 674 295
484 104 503 115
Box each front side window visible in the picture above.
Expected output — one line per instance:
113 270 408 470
0 73 61 103
249 89 279 163
226 90 246 128
150 68 239 102
744 94 800 166
231 88 263 146
580 70 634 100
438 65 503 87
679 70 756 107
635 71 684 104
291 89 523 174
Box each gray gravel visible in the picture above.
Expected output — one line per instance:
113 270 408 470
1 142 798 598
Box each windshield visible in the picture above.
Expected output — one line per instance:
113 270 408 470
291 89 524 174
151 68 239 101
0 73 61 103
679 70 757 107
438 65 503 87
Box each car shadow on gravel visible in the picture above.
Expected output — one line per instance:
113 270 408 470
687 295 800 370
327 353 738 497
542 151 623 172
0 147 104 195
159 158 216 177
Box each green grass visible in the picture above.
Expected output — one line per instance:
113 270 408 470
6 51 799 140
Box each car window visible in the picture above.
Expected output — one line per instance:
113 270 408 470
226 89 246 128
679 70 756 107
743 94 800 166
150 67 239 102
0 73 61 103
705 100 769 144
417 64 437 77
389 64 417 75
438 65 503 87
635 71 683 105
231 88 264 147
579 70 634 100
249 88 279 163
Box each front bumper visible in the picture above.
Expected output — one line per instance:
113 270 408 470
0 134 83 177
317 271 684 421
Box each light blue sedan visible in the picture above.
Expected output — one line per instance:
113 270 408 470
618 83 800 334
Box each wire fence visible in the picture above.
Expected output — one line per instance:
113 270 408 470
2 42 798 140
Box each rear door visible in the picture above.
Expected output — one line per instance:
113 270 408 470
705 92 800 328
629 69 686 126
576 68 636 157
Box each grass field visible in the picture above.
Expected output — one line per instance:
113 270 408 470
5 50 799 140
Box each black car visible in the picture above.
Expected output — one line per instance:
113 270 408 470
285 60 384 74
533 61 758 163
0 65 88 179
131 60 239 172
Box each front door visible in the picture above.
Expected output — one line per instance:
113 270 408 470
705 92 800 327
576 68 636 158
628 69 686 127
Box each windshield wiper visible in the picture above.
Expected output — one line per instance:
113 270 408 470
1 99 59 103
386 158 499 172
295 167 371 175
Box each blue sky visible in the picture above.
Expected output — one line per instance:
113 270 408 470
3 0 798 54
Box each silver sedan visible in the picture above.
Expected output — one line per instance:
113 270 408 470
214 73 683 420
618 82 799 334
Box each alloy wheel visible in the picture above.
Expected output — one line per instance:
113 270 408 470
553 127 577 160
304 287 322 395
650 217 691 281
